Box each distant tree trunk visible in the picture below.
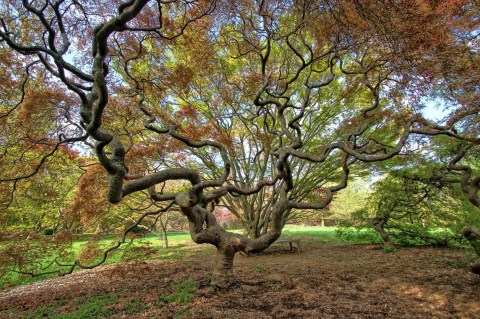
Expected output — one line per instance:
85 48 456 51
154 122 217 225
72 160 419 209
159 212 169 249
247 226 260 239
371 215 394 250
160 228 168 249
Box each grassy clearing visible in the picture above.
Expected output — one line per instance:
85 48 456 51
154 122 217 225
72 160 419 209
1 226 369 289
281 225 382 244
281 225 339 243
0 232 208 289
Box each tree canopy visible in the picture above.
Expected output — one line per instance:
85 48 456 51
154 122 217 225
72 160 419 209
0 0 479 285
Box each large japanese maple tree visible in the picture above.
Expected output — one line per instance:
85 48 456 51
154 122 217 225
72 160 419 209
1 0 478 285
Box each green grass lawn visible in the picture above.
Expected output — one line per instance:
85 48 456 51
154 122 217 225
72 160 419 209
0 226 373 289
0 231 203 289
281 225 339 242
280 225 382 245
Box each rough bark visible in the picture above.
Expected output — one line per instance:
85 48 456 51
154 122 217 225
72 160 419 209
371 216 394 250
211 247 237 288
174 189 288 287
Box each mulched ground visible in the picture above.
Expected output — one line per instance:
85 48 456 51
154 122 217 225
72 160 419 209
0 242 479 319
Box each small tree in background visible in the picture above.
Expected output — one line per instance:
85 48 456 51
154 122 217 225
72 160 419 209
347 170 475 250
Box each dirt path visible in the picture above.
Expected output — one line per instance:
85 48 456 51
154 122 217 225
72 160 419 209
1 242 479 318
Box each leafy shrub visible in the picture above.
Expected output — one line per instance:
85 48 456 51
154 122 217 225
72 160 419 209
129 225 147 234
0 231 75 288
78 235 103 264
335 228 382 244
42 228 54 236
120 242 158 261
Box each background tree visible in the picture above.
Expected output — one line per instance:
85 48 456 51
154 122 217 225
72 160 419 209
347 168 475 250
433 141 480 273
411 4 480 269
329 178 370 225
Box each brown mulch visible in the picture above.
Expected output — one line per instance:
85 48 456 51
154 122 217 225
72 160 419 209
0 242 479 319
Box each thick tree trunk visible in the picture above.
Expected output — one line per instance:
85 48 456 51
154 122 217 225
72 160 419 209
177 192 288 288
371 216 394 250
382 239 395 251
211 247 236 288
377 229 392 248
373 227 394 250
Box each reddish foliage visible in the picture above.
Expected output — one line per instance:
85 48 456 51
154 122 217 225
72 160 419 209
213 207 239 227
78 235 103 264
65 165 110 228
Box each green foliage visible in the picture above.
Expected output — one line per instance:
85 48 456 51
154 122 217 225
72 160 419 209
335 228 383 244
337 166 477 248
329 180 371 222
159 278 198 305
120 241 158 262
0 231 76 288
0 149 82 233
42 228 54 236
